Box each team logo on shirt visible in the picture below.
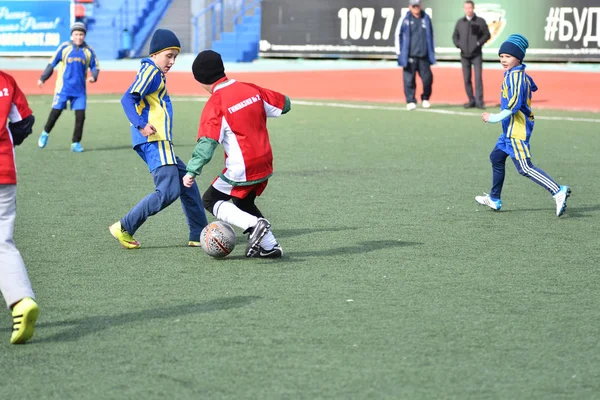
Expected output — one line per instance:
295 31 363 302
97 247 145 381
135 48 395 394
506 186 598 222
476 3 507 45
67 57 86 64
501 82 509 99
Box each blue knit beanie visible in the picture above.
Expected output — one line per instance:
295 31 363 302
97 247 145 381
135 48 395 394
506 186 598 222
498 34 529 61
149 29 181 56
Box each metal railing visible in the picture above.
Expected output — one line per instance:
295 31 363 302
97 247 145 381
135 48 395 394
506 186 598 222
192 0 260 54
191 0 224 54
111 0 146 55
232 0 260 26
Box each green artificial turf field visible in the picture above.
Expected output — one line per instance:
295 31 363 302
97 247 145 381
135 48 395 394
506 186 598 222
1 95 599 399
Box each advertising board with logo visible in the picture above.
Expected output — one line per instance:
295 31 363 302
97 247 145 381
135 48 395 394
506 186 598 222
260 0 600 61
0 0 72 56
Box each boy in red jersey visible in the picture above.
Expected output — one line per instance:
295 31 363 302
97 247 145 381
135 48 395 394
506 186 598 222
0 70 40 344
182 50 291 258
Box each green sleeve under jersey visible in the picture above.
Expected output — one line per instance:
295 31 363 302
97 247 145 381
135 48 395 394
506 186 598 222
186 137 219 177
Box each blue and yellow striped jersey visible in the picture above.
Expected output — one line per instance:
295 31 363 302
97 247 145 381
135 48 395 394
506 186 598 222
126 58 174 147
49 41 99 96
500 64 538 141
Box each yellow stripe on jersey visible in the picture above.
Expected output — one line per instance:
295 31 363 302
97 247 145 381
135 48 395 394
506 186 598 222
54 45 72 94
163 140 176 164
130 65 148 93
158 86 173 141
133 68 158 95
48 45 62 63
129 65 147 93
507 114 514 138
511 111 527 141
86 46 99 69
511 139 529 160
146 79 169 142
507 71 522 110
139 69 159 95
131 66 154 94
83 47 100 69
83 48 91 67
158 141 166 165
136 97 146 115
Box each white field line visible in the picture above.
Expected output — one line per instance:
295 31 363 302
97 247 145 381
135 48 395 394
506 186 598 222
30 97 600 124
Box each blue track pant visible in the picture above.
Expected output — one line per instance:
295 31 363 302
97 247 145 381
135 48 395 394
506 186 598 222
121 158 208 241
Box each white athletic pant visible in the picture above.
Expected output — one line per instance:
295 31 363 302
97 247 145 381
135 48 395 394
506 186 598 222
0 185 35 309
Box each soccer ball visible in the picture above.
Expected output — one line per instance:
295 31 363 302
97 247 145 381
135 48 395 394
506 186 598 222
200 221 236 258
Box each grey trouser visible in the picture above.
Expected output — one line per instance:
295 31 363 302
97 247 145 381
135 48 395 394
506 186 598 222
0 185 35 309
461 54 484 106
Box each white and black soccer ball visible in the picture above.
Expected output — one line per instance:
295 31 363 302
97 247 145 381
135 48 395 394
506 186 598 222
200 221 236 258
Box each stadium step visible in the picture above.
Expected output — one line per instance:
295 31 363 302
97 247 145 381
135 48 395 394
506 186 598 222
211 11 261 63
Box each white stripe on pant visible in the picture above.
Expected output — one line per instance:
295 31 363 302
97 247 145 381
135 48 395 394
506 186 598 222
0 185 35 309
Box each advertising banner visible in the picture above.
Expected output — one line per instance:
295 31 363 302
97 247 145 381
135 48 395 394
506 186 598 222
0 0 72 56
260 0 600 61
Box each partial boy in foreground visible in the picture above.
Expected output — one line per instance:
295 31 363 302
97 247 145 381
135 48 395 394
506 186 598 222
476 34 570 216
182 50 291 258
0 70 40 344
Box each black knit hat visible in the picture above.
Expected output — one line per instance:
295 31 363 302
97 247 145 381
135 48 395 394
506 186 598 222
149 29 181 56
192 50 226 85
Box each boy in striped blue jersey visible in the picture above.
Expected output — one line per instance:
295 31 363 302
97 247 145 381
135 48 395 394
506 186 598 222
476 34 570 217
109 30 208 249
37 22 99 152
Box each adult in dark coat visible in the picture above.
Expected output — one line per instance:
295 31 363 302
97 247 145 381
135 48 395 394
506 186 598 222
395 0 436 110
452 1 490 108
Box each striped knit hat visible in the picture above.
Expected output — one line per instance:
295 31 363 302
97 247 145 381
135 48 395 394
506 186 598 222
71 22 86 34
498 34 529 61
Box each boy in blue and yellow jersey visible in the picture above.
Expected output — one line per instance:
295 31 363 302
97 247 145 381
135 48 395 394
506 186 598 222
476 34 570 217
109 29 208 249
37 22 99 152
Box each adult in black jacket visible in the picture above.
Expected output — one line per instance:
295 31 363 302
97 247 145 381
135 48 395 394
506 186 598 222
452 1 490 108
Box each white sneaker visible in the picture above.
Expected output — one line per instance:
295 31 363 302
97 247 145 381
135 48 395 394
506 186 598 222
475 194 502 211
422 100 431 109
552 185 571 217
406 102 417 111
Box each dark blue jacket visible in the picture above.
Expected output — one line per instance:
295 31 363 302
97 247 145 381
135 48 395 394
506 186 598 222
395 11 436 67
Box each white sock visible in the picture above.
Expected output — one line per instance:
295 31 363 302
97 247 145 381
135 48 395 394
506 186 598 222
213 201 258 231
260 230 277 250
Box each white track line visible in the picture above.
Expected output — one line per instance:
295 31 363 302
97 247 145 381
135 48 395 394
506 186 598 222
31 97 600 123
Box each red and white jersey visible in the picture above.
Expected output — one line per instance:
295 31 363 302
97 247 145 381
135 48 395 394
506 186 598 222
0 70 32 185
198 79 286 183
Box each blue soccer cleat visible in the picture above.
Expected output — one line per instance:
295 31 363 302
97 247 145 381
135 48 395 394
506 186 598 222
553 185 571 217
475 194 502 211
71 142 84 152
38 132 49 148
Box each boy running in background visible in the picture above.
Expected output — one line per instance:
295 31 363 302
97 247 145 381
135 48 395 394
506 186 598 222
0 70 40 344
182 50 291 258
477 34 570 216
109 30 208 249
37 22 99 152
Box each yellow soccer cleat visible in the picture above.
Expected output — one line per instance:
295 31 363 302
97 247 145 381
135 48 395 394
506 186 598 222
11 297 39 344
188 241 202 247
109 221 141 249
